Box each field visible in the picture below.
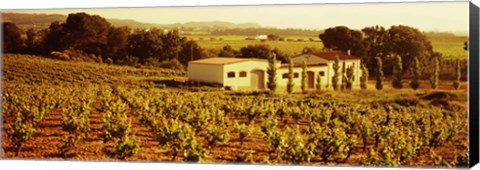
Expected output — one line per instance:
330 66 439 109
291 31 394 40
187 35 323 56
1 54 469 168
428 36 468 59
186 35 468 59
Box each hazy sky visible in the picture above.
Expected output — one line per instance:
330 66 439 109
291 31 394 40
7 1 469 33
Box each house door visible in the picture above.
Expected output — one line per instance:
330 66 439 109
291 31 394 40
307 71 315 88
250 70 265 90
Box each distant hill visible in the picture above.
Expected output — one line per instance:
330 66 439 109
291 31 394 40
2 12 161 30
2 13 67 31
2 12 261 32
170 21 260 29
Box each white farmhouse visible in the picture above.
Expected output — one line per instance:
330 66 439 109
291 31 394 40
188 57 274 90
187 51 362 91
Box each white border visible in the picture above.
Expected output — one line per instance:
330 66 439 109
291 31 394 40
0 0 472 9
0 0 478 170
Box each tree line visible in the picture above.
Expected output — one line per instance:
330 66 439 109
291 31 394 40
3 13 207 70
3 12 298 70
211 28 320 36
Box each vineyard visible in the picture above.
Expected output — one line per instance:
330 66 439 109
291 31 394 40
1 54 469 168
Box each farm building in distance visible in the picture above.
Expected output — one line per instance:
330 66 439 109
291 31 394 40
187 51 362 91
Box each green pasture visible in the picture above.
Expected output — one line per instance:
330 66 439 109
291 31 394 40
186 35 468 59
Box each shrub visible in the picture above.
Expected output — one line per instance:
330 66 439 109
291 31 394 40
234 121 254 144
159 58 185 71
183 135 208 162
7 113 36 157
100 99 131 143
112 135 140 160
106 58 114 65
205 125 230 147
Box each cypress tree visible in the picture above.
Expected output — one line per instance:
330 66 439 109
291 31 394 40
316 73 322 92
410 57 421 90
453 59 461 90
375 57 384 90
429 57 439 89
301 59 307 94
360 64 368 90
346 65 354 90
332 55 340 90
267 53 278 93
392 55 403 89
287 58 295 94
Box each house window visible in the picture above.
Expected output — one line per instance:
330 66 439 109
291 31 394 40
239 71 247 77
227 72 235 78
282 73 289 79
293 73 299 78
319 71 325 76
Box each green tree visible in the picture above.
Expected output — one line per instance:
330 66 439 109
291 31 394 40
267 34 280 41
387 25 433 74
360 64 369 90
62 12 111 56
218 45 238 57
103 26 130 63
179 40 204 64
375 57 384 90
267 53 278 93
392 55 403 89
24 28 46 55
301 59 307 94
319 26 366 57
429 56 439 89
332 55 340 90
239 44 272 59
410 57 421 90
3 22 23 53
126 29 164 64
287 58 295 94
453 60 461 90
361 26 389 74
44 21 67 54
161 30 186 60
316 73 322 92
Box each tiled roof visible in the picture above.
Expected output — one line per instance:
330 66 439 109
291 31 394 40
309 51 361 61
279 63 328 68
188 57 268 65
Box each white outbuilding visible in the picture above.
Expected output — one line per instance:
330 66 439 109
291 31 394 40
187 57 273 90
